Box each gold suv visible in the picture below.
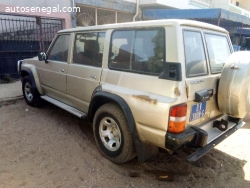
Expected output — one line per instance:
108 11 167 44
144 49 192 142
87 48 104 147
18 19 250 163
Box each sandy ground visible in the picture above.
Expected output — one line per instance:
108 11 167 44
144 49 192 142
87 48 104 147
0 99 250 188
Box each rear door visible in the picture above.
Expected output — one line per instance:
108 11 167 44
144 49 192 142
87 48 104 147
183 28 232 126
66 32 105 112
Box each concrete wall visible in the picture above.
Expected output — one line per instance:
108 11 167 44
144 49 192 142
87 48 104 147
238 0 250 12
0 0 72 28
230 0 250 11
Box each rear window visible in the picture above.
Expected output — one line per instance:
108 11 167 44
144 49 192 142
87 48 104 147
205 34 231 74
184 30 208 77
109 28 165 76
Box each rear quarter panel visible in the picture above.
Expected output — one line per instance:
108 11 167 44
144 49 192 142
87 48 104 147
100 26 187 148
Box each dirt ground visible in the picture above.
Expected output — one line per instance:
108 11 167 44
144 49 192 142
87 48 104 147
0 99 250 188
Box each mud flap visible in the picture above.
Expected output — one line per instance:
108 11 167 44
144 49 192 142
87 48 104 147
134 140 159 162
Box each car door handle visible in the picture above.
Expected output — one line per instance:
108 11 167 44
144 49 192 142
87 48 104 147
90 74 97 80
60 69 65 72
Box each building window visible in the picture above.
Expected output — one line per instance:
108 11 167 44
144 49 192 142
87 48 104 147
190 0 211 7
76 5 134 27
236 1 239 6
117 12 134 23
97 9 116 25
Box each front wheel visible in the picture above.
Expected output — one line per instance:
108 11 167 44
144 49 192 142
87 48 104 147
93 103 136 163
22 76 42 106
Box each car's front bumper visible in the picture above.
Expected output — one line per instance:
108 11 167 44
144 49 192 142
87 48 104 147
165 118 245 161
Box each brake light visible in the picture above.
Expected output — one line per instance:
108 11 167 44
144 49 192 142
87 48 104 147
168 104 187 133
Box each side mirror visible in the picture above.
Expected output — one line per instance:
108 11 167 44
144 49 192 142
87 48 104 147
38 52 48 63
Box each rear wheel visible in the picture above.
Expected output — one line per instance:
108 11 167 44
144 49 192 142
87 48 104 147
22 76 42 106
93 103 136 163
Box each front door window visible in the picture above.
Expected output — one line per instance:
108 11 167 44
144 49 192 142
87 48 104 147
47 35 70 62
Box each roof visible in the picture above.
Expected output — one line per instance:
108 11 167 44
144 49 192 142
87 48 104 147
59 19 226 33
142 8 250 28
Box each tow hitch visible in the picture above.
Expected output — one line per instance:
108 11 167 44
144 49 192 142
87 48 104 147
213 119 228 131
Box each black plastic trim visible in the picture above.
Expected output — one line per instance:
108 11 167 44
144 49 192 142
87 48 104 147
89 91 158 161
190 126 208 147
89 91 137 135
194 89 211 102
159 62 182 81
166 128 196 150
187 122 244 161
166 121 244 162
21 68 37 89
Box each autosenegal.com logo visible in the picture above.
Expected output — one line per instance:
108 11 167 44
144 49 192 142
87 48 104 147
5 4 80 14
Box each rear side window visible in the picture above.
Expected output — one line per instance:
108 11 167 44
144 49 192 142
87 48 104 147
109 28 165 76
205 34 231 74
184 31 208 77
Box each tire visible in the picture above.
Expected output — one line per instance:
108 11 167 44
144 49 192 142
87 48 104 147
218 51 250 118
22 76 42 107
93 103 136 163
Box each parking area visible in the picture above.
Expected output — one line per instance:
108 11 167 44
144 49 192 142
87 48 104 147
0 99 250 188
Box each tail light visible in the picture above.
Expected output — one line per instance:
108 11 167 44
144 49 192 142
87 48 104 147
168 104 187 133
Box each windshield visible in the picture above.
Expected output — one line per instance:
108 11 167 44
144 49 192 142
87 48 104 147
205 34 231 74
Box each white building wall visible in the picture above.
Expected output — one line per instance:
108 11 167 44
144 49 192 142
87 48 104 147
237 0 250 12
211 0 230 9
157 0 200 9
140 0 200 9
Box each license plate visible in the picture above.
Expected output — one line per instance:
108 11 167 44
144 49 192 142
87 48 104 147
190 102 206 122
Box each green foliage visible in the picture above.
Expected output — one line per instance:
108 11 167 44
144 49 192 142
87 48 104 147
0 74 14 84
148 29 165 74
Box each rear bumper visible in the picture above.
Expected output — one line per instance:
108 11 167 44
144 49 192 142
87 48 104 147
165 120 245 161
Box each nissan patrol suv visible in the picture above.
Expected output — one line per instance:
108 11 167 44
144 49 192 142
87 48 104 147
18 19 250 163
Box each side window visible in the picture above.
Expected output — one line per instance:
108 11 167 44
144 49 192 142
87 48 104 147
73 32 105 67
109 30 134 70
47 35 70 62
109 28 165 76
184 30 208 77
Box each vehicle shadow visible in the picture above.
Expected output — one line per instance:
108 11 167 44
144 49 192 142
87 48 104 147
40 101 250 187
117 148 250 187
244 112 250 125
